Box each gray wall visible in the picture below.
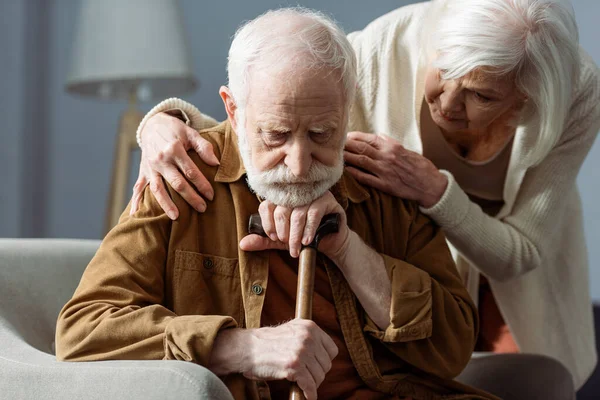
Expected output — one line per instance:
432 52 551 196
1 0 599 296
574 1 600 301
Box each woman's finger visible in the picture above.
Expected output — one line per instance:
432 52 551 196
149 173 179 220
161 165 207 213
187 128 220 166
343 150 380 175
173 152 214 201
130 174 148 215
346 131 382 149
344 137 379 159
346 166 387 193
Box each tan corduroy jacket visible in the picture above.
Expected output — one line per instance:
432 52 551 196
56 121 495 400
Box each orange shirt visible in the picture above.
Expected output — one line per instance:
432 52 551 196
475 276 519 353
261 251 406 400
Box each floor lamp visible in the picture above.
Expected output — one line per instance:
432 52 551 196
65 0 197 235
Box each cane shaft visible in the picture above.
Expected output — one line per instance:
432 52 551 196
289 247 317 400
295 247 317 320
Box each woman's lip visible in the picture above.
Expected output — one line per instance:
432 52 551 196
440 111 462 122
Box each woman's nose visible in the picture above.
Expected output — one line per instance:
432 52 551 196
440 87 465 113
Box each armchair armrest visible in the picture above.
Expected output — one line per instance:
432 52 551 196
1 355 234 400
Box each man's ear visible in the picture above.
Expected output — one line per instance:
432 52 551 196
219 86 239 131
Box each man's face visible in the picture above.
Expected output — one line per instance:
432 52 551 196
236 67 346 207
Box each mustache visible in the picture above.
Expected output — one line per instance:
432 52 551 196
257 163 333 184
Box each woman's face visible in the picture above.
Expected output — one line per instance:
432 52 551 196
424 66 526 134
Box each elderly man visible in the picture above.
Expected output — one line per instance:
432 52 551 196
56 8 492 400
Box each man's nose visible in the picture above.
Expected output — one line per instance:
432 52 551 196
441 86 464 113
285 140 312 178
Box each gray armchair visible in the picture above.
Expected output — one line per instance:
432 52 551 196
0 239 233 400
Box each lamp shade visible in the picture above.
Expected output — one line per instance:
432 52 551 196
66 0 197 101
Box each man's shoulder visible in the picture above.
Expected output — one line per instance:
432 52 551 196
341 170 420 221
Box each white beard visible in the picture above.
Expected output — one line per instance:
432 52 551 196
236 117 344 208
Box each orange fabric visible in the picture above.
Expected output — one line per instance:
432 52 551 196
262 251 406 400
475 276 519 353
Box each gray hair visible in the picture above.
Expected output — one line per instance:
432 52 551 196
429 0 580 166
226 7 357 112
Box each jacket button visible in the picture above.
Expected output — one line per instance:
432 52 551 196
252 284 263 295
203 259 214 269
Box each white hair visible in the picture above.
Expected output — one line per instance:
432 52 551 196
428 0 580 166
226 7 357 112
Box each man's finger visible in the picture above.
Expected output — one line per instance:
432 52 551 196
174 153 214 201
313 347 333 377
319 330 339 360
149 175 179 220
162 166 207 213
239 234 287 252
289 207 309 258
305 353 327 388
293 367 317 400
274 207 292 243
258 201 277 241
189 129 220 166
302 207 324 246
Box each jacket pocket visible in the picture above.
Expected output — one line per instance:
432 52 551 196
172 250 243 323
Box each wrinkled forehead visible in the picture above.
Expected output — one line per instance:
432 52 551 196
245 65 346 122
457 67 518 96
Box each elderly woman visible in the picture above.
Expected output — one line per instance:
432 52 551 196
131 0 600 398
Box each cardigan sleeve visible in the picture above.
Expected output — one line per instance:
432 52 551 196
136 98 218 147
421 61 600 282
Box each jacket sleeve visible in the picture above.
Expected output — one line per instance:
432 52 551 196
55 185 237 366
364 204 478 380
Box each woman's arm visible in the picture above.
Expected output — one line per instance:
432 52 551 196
422 86 600 281
347 67 600 281
131 98 220 219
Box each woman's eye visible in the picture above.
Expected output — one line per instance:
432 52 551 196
474 92 492 102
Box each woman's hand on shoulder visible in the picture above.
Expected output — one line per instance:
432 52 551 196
131 112 220 219
344 131 447 208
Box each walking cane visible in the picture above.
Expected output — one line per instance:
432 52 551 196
248 213 340 400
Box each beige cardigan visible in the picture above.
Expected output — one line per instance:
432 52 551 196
139 2 600 389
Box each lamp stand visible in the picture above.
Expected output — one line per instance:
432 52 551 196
104 95 143 235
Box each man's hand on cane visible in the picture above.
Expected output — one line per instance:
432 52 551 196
239 191 350 262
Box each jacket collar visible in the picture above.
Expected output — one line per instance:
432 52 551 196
214 120 370 209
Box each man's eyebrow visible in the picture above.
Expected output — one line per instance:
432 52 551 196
309 122 339 132
257 122 292 132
